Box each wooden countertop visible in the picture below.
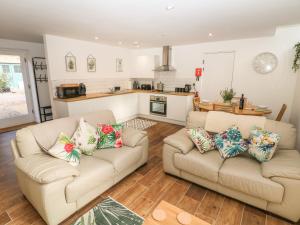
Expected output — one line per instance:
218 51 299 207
53 90 194 102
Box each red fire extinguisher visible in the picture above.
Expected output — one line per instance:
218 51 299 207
195 68 202 81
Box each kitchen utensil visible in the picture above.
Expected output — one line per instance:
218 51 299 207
157 82 164 92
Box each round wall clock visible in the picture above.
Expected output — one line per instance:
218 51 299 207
252 52 278 74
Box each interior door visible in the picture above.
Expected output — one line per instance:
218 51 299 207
0 51 34 129
200 52 235 102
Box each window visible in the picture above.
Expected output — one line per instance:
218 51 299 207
14 65 21 73
2 65 10 73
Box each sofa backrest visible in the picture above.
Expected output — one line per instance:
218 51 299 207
186 111 297 150
15 110 116 157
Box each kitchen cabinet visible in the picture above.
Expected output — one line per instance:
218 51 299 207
131 55 159 78
166 95 190 121
138 93 150 115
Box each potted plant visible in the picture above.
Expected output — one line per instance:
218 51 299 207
220 88 236 104
292 42 300 72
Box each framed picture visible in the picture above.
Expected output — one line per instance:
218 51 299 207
65 52 77 72
116 58 123 72
87 55 96 72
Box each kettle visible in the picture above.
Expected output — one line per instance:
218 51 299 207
157 82 164 92
184 84 191 93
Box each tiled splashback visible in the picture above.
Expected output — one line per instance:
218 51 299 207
132 72 195 91
51 78 131 96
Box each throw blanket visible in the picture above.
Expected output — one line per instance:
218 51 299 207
204 111 266 139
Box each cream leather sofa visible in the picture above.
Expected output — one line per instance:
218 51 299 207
163 111 300 222
10 110 148 225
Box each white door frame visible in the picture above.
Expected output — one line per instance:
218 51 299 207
0 49 35 128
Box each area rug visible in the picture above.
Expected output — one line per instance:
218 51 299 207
73 197 144 225
123 118 157 130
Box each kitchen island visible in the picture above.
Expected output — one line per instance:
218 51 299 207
53 90 194 125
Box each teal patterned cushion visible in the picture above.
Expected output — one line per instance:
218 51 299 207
187 128 215 153
248 127 280 162
214 126 248 159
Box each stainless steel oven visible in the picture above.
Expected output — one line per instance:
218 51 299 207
150 95 167 116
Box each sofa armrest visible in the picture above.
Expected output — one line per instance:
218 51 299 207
262 150 300 180
163 128 194 154
122 127 147 147
15 153 80 184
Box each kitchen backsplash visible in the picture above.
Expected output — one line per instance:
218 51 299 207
132 72 195 91
51 78 131 96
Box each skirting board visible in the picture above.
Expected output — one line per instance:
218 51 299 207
137 114 186 126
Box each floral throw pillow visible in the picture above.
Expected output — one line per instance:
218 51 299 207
187 128 215 153
214 126 248 159
248 127 280 162
71 118 97 156
96 124 123 149
48 132 81 166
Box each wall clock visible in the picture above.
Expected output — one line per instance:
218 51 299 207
253 52 278 74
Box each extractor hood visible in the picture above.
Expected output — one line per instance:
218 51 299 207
154 46 176 72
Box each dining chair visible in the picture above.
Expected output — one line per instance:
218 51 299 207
276 104 287 121
212 103 236 113
193 96 201 111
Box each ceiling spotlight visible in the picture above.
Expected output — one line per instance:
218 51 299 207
166 5 175 11
208 33 213 37
118 41 123 45
94 36 99 40
133 41 139 45
135 45 140 48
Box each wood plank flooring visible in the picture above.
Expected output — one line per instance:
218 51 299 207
0 121 298 225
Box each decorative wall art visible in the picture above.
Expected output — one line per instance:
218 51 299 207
116 58 123 72
87 55 96 72
65 52 77 72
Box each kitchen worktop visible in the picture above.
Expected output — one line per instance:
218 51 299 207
53 89 194 102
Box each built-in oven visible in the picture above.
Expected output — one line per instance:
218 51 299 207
150 95 167 116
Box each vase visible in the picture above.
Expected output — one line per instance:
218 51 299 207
223 100 232 105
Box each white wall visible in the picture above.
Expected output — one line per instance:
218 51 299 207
291 70 300 150
132 25 300 121
0 38 45 122
44 34 133 117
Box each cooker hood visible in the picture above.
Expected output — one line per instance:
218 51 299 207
154 46 176 72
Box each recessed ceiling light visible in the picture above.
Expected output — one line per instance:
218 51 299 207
136 45 140 48
118 41 123 45
166 5 175 11
94 36 99 40
208 33 213 37
133 41 139 45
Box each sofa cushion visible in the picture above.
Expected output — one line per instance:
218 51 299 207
93 146 143 173
96 124 123 149
205 111 266 139
122 127 147 147
187 128 215 153
248 127 280 162
214 126 248 159
174 149 224 182
15 153 79 184
218 155 284 203
71 118 97 156
262 150 300 180
164 128 194 154
66 156 114 203
264 120 296 150
82 110 116 127
29 117 78 150
16 127 42 157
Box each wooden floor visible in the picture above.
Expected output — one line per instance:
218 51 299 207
0 121 298 225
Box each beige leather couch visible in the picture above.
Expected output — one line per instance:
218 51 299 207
163 111 300 222
10 110 148 225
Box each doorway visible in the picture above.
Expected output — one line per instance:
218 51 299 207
0 51 34 129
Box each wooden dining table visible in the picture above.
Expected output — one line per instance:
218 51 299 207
198 102 272 116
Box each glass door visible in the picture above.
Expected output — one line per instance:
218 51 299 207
0 51 34 129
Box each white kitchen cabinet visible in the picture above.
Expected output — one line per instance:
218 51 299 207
131 55 159 78
166 95 190 121
138 93 150 115
54 94 138 122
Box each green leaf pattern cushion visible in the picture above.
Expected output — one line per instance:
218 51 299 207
248 127 280 162
187 128 215 153
72 118 97 156
48 132 81 166
214 126 248 159
96 124 123 149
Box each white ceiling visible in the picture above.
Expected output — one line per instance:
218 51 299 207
0 0 300 48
